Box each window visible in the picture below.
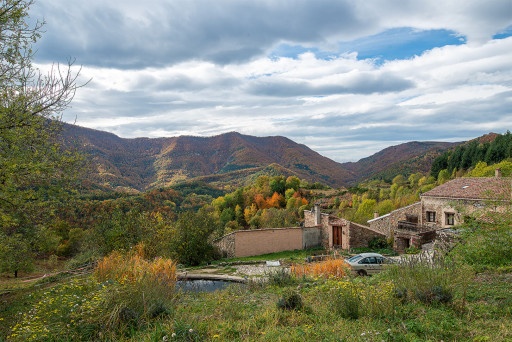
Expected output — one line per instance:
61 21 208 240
405 214 418 223
426 211 436 222
359 257 377 264
445 213 455 226
347 255 363 263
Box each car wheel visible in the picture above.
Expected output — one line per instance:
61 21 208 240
357 270 367 277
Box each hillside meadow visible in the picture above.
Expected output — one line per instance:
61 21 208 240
1 232 512 342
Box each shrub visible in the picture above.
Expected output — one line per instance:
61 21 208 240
48 254 59 269
368 236 389 250
95 243 177 288
384 254 472 306
266 268 295 287
90 244 178 334
65 250 99 270
277 290 303 311
291 258 350 279
329 280 395 319
450 223 512 269
405 246 421 254
169 210 219 266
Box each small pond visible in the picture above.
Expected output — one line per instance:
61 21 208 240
176 279 244 293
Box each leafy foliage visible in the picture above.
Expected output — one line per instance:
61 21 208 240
0 0 83 275
431 131 512 178
169 210 219 266
276 290 303 311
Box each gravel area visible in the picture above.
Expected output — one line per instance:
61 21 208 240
233 264 283 276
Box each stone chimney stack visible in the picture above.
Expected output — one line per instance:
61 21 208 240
314 203 321 226
495 168 502 178
374 211 379 219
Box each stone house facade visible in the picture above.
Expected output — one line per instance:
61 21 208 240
367 202 435 252
304 204 385 250
368 170 511 252
420 173 512 229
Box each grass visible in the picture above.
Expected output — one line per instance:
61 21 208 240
212 247 326 265
2 252 512 341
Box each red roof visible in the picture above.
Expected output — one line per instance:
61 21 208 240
422 177 512 200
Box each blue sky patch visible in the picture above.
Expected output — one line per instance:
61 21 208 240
270 28 466 62
493 25 512 39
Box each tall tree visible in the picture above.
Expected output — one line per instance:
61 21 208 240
0 0 83 275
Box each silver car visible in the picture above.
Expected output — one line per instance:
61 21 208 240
345 252 394 276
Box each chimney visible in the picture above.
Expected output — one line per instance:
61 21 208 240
495 168 502 178
314 203 321 225
374 211 379 219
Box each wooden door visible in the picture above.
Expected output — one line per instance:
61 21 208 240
332 226 342 246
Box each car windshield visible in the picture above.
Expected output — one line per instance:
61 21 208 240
347 255 363 263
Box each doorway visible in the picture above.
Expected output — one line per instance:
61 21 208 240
332 226 342 246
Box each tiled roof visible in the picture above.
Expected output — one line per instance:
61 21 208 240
421 177 512 200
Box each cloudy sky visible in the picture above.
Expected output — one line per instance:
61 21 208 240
32 0 512 162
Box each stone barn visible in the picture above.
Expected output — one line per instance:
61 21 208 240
304 204 385 250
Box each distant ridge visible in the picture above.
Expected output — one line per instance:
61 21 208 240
340 141 459 182
61 124 356 191
61 123 466 191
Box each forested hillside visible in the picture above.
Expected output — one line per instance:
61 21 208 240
341 141 457 182
431 132 510 178
61 124 356 190
62 123 463 191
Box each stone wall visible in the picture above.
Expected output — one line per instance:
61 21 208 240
348 222 386 249
234 227 303 258
215 227 314 258
306 208 386 250
368 202 421 238
302 227 322 249
304 209 330 247
213 232 236 258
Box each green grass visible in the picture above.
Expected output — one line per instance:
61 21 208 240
2 267 511 341
212 247 327 264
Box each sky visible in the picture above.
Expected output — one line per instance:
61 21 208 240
31 0 512 162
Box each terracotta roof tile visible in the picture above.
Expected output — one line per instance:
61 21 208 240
421 177 512 200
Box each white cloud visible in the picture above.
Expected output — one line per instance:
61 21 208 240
30 1 512 162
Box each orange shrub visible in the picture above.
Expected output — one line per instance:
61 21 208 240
291 258 350 279
95 243 177 289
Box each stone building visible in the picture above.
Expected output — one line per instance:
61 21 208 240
368 169 511 252
420 171 511 229
304 204 385 250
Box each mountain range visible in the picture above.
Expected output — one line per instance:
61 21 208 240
62 123 461 192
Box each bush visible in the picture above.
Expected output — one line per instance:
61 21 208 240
291 258 350 279
383 254 472 306
170 210 219 266
266 268 295 287
368 236 389 250
318 279 396 319
277 290 303 311
405 246 421 254
330 282 361 319
450 223 512 269
90 244 178 334
65 250 99 270
95 244 177 289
